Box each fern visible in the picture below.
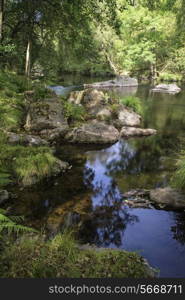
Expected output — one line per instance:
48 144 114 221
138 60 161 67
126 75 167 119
0 209 37 236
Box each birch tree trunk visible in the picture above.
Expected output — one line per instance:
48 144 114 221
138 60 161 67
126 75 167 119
25 39 31 77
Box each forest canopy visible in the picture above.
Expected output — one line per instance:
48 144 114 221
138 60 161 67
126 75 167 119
0 0 185 80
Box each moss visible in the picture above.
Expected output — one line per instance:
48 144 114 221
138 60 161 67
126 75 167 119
0 232 153 278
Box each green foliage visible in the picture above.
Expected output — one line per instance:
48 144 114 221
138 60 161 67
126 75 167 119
0 232 151 278
0 71 29 93
32 85 54 100
171 150 185 190
120 96 143 114
0 171 11 188
63 101 86 122
158 72 182 82
0 71 29 130
0 0 184 78
0 209 36 237
0 94 24 130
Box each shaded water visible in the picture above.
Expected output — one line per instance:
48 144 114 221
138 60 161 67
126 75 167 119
9 81 185 277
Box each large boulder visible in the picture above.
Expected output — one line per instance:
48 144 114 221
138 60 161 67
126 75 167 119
68 90 86 105
39 125 69 142
151 84 181 94
96 108 112 121
150 187 185 209
120 127 157 138
68 89 108 108
68 89 112 118
65 121 119 144
115 107 141 128
24 98 68 132
84 76 138 88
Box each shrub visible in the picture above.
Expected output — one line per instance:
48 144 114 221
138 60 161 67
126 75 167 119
120 96 143 115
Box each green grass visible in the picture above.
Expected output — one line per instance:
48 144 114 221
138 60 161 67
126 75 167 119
120 96 143 115
0 232 153 278
0 136 57 186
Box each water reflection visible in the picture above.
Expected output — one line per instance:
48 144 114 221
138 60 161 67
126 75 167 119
7 83 185 277
171 212 185 246
82 205 139 247
84 141 135 208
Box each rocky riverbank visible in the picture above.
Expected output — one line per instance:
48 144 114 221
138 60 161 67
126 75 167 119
8 87 156 146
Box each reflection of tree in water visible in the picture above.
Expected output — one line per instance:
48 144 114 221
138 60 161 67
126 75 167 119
82 142 139 247
106 135 178 176
171 212 185 245
80 204 139 248
84 142 131 207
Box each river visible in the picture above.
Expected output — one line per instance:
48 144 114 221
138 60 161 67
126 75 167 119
9 76 185 277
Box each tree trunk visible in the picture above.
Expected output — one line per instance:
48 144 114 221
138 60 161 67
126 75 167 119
25 39 31 77
151 63 157 80
0 0 4 43
105 52 119 75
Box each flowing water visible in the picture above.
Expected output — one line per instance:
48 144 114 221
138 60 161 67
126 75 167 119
8 78 185 277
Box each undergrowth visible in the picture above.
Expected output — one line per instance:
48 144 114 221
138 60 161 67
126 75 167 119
0 232 152 278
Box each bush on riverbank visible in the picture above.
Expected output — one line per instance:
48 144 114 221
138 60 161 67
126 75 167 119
0 232 153 278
